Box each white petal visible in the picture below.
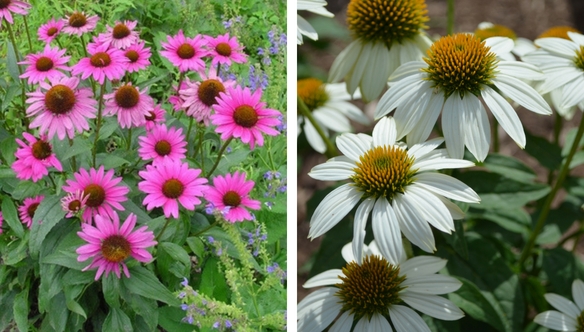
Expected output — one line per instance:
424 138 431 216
393 194 436 253
329 311 354 332
328 101 370 125
389 305 431 332
325 82 361 100
414 156 475 172
347 42 373 96
461 94 490 162
336 133 369 161
298 288 343 332
352 198 375 264
309 184 362 239
412 173 481 203
394 81 435 140
400 256 448 277
375 73 427 119
406 92 444 146
373 116 397 147
485 37 515 55
497 61 545 81
303 120 327 153
368 314 392 331
493 74 552 115
538 67 582 94
435 195 466 220
545 293 581 318
389 61 427 82
372 198 404 265
402 275 462 294
535 37 580 57
442 96 465 159
314 107 352 132
401 292 465 320
405 185 455 233
329 40 364 83
481 86 526 148
568 31 584 45
561 75 584 109
309 158 356 181
512 37 537 57
408 137 444 160
361 43 391 102
304 269 344 288
534 311 578 331
573 279 584 311
297 15 318 42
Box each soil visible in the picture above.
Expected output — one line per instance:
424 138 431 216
297 0 583 303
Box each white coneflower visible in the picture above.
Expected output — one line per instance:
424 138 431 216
534 279 584 331
328 0 433 101
298 241 464 331
297 0 334 45
297 78 370 153
375 33 551 162
308 117 479 262
474 22 535 58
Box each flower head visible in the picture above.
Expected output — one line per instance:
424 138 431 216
12 132 62 182
61 190 89 218
205 171 261 223
535 279 584 331
205 33 247 66
180 66 235 125
38 18 64 44
0 0 30 24
309 117 480 262
211 86 281 149
76 213 156 280
143 104 166 130
100 20 139 49
298 241 464 331
138 160 208 219
104 83 153 129
62 11 99 36
26 76 97 140
18 195 44 229
72 42 127 84
297 0 334 44
19 45 71 85
138 124 187 165
62 166 130 223
376 33 552 161
123 41 151 72
160 30 207 73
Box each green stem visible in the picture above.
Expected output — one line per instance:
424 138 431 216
5 21 29 128
47 173 57 191
185 117 194 146
447 0 455 35
192 219 220 237
126 128 132 150
23 16 33 54
92 84 105 167
206 137 233 177
156 218 172 242
297 96 337 158
68 138 77 172
518 114 584 270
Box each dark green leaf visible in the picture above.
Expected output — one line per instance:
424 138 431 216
186 236 205 258
481 153 536 183
13 288 29 332
11 180 42 200
524 129 562 170
30 196 66 258
48 293 68 332
2 199 24 238
160 242 191 266
199 257 228 302
122 266 180 306
103 274 121 308
103 308 133 332
467 208 530 236
542 247 584 296
6 41 21 82
157 306 194 332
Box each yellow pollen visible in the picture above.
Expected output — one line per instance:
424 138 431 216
474 24 517 40
297 78 328 112
336 255 406 320
352 145 416 201
101 235 131 263
538 26 581 40
423 33 498 98
198 79 226 107
346 0 429 47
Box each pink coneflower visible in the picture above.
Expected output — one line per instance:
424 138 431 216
18 195 44 229
144 104 166 130
100 20 139 49
160 30 207 73
168 80 188 112
205 33 247 67
38 18 64 43
26 76 97 140
211 86 281 149
0 0 30 24
180 66 235 125
61 190 89 218
12 132 63 182
103 83 153 129
76 212 156 280
72 42 127 85
62 166 130 223
138 124 187 165
138 160 208 219
0 211 3 234
19 45 71 85
62 11 99 36
205 171 260 223
123 41 151 72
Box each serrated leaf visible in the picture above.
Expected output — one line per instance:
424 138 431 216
121 266 180 306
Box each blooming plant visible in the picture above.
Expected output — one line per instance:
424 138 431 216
299 1 584 331
0 0 286 331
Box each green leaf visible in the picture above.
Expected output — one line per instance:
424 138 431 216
30 196 66 258
48 293 68 332
457 171 550 210
524 130 562 170
562 127 584 156
449 277 505 331
58 137 92 161
199 257 228 302
442 219 468 260
542 247 584 296
96 153 130 169
481 153 536 183
2 199 24 238
467 208 530 236
103 308 133 332
0 136 17 165
6 41 21 82
157 306 194 332
125 294 158 331
103 274 121 308
11 180 42 200
13 287 29 332
3 237 29 265
259 209 286 244
122 266 180 306
186 236 205 258
160 242 191 266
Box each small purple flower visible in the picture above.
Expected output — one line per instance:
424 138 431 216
225 320 232 328
260 233 267 241
269 46 278 55
279 185 287 193
178 291 186 299
258 47 265 55
262 56 271 66
280 33 287 45
187 315 194 324
181 277 189 287
213 321 220 329
181 304 189 311
208 236 215 244
223 20 232 28
226 147 232 153
268 30 275 41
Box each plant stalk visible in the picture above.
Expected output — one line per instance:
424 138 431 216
297 96 337 158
